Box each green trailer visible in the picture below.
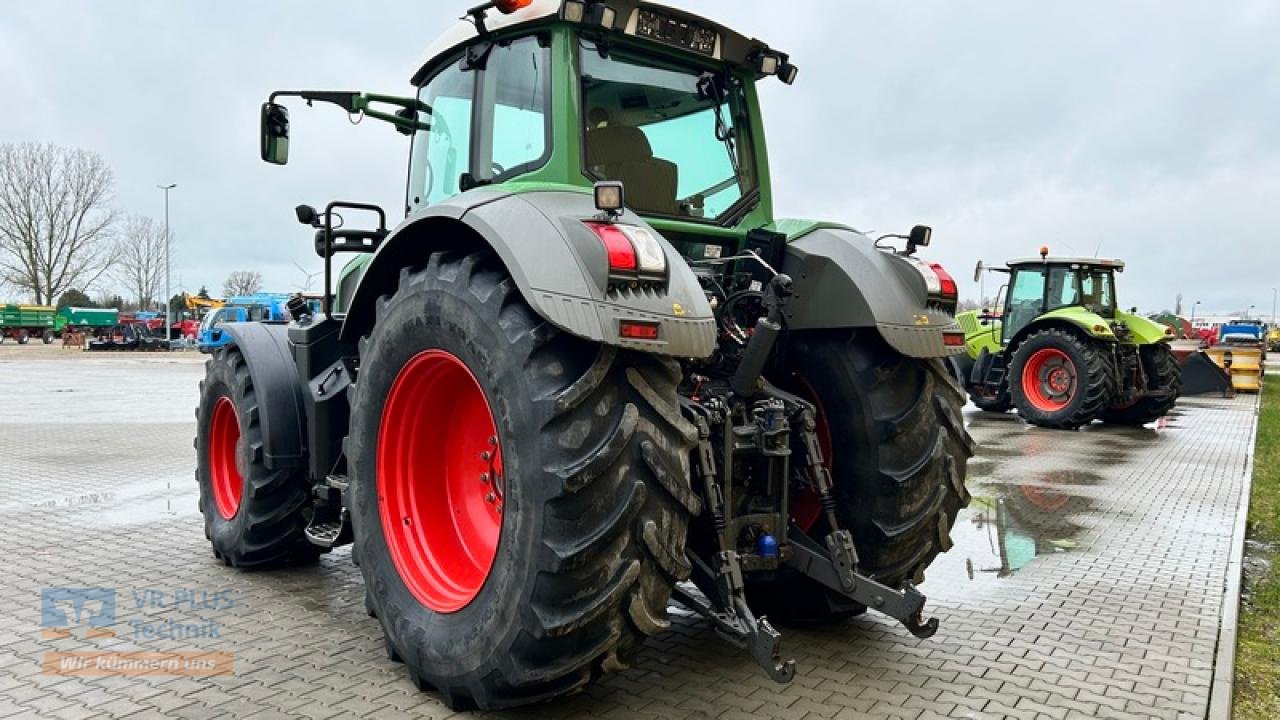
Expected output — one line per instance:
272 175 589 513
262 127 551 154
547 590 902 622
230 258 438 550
54 307 119 335
0 304 56 344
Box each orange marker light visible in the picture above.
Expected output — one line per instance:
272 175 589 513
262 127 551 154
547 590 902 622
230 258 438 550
1039 245 1050 259
496 0 533 13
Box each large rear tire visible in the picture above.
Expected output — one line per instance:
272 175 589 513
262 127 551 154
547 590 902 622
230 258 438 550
748 331 974 621
348 253 697 710
195 348 320 567
1008 329 1113 430
1099 343 1182 425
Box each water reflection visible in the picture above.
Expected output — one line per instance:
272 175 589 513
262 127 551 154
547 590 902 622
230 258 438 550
954 471 1093 582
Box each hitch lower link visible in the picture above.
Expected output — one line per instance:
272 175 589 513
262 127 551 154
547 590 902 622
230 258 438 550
674 410 939 684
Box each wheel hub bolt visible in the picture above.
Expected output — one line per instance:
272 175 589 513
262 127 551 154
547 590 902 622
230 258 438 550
485 493 496 503
480 451 492 462
480 472 490 484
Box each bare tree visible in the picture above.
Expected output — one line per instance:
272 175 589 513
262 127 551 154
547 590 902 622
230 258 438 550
223 270 263 297
0 143 118 304
110 215 168 309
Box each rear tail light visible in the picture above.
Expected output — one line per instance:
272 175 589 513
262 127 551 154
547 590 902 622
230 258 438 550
584 222 667 278
586 223 637 272
929 263 958 301
943 332 965 347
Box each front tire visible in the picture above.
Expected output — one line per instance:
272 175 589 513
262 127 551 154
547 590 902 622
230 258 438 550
749 331 974 621
1100 343 1181 425
1008 329 1113 430
195 348 320 567
348 253 697 710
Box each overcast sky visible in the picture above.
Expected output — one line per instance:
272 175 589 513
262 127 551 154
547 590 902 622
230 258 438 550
2 1 1277 316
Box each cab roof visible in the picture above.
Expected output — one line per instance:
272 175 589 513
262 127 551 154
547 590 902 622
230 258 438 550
1007 257 1126 271
412 0 790 85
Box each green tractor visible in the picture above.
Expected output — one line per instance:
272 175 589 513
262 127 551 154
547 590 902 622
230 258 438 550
955 250 1181 429
196 0 974 709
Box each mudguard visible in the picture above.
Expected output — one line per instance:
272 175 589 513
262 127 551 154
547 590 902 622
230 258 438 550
780 227 962 358
338 188 716 358
217 322 307 471
1116 310 1174 345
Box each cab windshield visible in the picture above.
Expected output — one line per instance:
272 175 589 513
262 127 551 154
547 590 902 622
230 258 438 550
1046 267 1116 317
580 45 757 221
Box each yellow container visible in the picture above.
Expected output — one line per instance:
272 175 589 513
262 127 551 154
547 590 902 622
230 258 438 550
1206 346 1264 393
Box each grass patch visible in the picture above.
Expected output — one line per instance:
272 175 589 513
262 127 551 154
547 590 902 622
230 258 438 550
1235 378 1280 719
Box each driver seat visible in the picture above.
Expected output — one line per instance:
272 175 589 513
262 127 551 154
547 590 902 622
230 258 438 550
585 125 679 215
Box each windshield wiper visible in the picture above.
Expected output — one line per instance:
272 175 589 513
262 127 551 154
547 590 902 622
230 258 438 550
697 72 741 182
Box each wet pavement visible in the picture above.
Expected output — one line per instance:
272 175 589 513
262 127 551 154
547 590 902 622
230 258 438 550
0 347 1258 719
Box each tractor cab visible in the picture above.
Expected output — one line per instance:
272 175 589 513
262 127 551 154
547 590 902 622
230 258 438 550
998 256 1123 344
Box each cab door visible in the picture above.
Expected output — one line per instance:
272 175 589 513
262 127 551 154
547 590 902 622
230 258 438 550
1002 267 1047 344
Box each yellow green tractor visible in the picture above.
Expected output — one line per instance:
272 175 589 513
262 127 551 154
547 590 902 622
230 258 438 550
954 250 1180 429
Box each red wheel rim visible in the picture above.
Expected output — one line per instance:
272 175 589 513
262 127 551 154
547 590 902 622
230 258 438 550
788 375 831 532
208 396 243 520
1021 348 1077 412
1020 483 1071 512
377 350 504 613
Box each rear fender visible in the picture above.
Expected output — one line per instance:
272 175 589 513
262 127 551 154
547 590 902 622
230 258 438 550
1008 317 1113 355
339 189 715 358
780 227 961 358
1037 307 1116 341
1115 310 1174 345
217 323 307 471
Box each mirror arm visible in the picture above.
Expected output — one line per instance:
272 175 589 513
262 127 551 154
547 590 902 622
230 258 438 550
269 90 432 133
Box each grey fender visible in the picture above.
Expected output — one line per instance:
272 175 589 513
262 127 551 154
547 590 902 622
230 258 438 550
339 189 716 358
218 322 307 471
781 227 963 358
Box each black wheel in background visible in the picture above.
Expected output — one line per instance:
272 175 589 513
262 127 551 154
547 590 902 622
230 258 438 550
747 331 974 622
194 348 320 567
1100 343 1182 425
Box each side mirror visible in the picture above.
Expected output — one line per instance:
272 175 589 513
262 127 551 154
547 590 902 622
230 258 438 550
260 102 290 165
973 260 985 283
908 225 932 250
295 204 319 226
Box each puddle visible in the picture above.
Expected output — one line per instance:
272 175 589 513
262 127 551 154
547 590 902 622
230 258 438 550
1242 538 1275 606
931 472 1093 595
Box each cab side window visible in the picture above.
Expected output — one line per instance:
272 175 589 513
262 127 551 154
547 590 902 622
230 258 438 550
476 37 550 182
410 59 476 209
408 36 550 210
1003 268 1046 342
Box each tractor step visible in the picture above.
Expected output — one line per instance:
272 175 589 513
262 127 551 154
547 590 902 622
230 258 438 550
304 508 352 549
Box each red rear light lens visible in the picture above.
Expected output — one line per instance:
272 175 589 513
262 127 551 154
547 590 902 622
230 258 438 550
930 263 958 300
619 320 660 340
584 222 637 272
943 332 965 347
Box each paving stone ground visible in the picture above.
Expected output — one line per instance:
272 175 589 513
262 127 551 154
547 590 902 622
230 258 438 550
0 348 1258 719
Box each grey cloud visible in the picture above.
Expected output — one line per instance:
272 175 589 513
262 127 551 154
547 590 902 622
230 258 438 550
1 1 1276 316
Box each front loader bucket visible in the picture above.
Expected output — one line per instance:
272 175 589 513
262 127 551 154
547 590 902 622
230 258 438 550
1179 351 1235 397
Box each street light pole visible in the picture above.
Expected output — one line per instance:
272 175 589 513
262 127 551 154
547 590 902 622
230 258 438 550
1191 300 1201 326
1272 288 1276 326
158 183 177 348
